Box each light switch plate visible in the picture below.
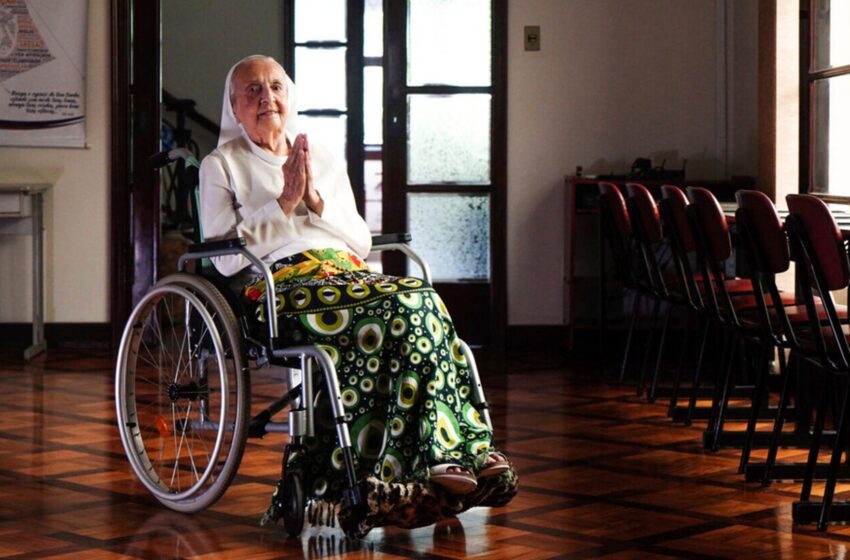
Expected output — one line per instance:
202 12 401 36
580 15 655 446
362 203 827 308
524 25 540 51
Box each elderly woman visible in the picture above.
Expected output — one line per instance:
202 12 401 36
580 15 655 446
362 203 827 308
200 55 515 534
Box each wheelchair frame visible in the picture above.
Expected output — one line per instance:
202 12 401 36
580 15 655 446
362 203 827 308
114 149 492 536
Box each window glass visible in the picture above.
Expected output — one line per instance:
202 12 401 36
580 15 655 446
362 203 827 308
407 94 490 184
295 48 347 110
295 0 346 42
364 67 383 145
408 193 490 281
407 0 491 86
299 115 347 163
364 158 382 233
364 0 383 57
812 74 850 195
813 0 850 71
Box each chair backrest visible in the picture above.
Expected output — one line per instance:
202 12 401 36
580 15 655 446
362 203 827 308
657 184 701 308
735 190 790 275
786 194 850 291
625 183 662 244
624 182 668 295
598 182 631 241
686 186 732 262
734 190 793 344
660 184 696 253
685 186 740 322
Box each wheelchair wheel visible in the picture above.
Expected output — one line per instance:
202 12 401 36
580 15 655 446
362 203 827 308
282 470 305 537
115 273 249 513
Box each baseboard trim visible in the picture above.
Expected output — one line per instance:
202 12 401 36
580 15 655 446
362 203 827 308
0 322 111 351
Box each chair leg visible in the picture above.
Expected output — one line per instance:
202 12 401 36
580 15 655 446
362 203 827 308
705 329 733 432
762 350 795 486
648 302 673 403
738 340 772 473
619 291 642 384
638 297 662 397
801 376 830 502
685 321 711 426
708 333 738 451
668 312 695 417
819 378 850 531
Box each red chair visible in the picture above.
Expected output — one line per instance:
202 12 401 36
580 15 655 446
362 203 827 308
686 187 796 450
659 185 767 424
785 193 850 530
659 185 718 421
598 183 649 384
625 183 695 401
733 190 835 481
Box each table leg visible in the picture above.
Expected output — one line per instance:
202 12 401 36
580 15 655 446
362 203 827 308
24 192 46 360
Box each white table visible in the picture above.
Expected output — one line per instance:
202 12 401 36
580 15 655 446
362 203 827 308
0 183 50 359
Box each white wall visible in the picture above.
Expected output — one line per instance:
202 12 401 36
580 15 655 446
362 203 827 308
0 0 109 323
506 0 758 325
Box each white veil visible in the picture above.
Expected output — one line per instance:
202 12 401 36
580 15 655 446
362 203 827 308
218 54 298 147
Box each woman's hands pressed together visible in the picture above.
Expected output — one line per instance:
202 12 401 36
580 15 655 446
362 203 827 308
279 133 323 216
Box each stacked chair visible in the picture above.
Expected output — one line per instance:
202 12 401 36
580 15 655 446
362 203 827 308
731 190 831 483
597 182 850 530
785 194 850 530
685 187 797 450
624 183 699 402
597 183 652 387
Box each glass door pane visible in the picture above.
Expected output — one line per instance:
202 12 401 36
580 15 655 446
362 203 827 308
295 0 346 42
407 94 491 184
294 48 348 110
407 0 491 86
408 193 490 281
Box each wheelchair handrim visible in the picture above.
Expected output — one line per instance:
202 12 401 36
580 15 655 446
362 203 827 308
115 284 230 502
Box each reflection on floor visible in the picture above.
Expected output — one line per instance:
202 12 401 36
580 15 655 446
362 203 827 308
3 348 850 558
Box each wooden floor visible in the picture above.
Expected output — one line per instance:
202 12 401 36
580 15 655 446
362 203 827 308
5 349 850 559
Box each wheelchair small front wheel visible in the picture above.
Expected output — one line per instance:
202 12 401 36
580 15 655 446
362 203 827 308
282 470 305 537
115 274 249 513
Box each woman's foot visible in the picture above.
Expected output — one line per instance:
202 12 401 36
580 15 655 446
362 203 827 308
430 464 477 495
478 452 510 479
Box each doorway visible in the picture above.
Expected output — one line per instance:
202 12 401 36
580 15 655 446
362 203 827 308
110 0 506 350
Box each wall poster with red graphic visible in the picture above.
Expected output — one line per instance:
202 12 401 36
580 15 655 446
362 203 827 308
0 0 87 147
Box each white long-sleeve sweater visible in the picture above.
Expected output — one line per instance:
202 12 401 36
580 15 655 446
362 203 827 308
199 132 372 277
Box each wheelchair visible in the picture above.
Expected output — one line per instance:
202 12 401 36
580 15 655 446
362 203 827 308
114 149 493 537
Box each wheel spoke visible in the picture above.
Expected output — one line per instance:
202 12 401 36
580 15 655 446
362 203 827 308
119 280 245 509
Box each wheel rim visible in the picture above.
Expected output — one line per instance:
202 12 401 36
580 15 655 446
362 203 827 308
116 284 229 501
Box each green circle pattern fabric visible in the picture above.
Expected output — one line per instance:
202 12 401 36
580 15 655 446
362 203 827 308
250 264 496 503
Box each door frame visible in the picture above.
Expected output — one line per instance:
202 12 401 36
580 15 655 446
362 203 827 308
383 0 507 351
109 0 161 350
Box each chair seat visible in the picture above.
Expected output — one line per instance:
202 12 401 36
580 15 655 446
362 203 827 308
727 290 797 311
795 312 850 355
694 274 753 294
739 302 848 331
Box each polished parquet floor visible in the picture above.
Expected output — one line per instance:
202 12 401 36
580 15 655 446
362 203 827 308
5 348 850 558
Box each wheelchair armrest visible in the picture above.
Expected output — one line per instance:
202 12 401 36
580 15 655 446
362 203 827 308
187 237 247 254
369 232 432 284
372 232 412 248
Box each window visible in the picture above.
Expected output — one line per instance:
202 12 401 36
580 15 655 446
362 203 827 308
287 0 384 237
805 0 850 197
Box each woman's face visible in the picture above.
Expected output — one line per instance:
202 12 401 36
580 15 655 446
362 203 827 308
231 58 289 150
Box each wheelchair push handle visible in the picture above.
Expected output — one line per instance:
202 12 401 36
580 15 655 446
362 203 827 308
149 148 200 169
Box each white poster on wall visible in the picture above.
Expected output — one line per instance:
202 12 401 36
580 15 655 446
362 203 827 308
0 0 87 147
